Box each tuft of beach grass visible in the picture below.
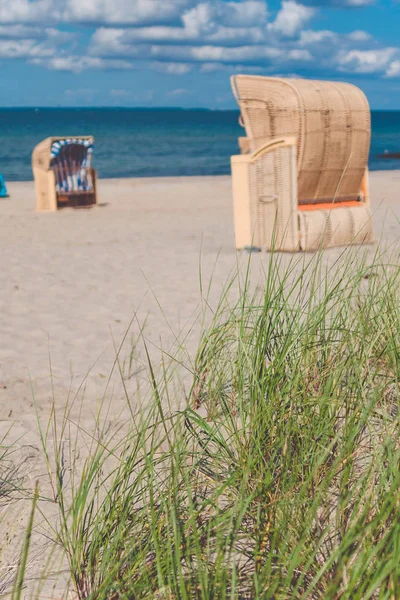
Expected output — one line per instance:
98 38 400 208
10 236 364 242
21 246 400 598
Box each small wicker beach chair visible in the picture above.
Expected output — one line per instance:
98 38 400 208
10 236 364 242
231 75 375 251
32 137 97 211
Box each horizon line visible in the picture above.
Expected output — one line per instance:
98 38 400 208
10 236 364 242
0 106 235 111
0 106 398 112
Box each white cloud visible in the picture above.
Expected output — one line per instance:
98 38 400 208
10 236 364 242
182 3 221 36
0 0 396 88
0 25 77 47
89 27 275 62
288 49 313 60
90 26 319 69
338 48 397 74
0 39 54 58
301 0 372 5
151 61 192 74
0 25 44 39
221 1 268 27
1 0 259 28
0 0 59 23
190 44 282 62
91 24 266 48
199 62 260 73
182 1 267 35
268 1 315 37
386 61 400 78
44 28 78 44
31 56 134 72
88 1 268 51
345 0 373 5
64 0 190 25
299 29 337 45
0 0 269 29
0 0 192 25
347 30 371 41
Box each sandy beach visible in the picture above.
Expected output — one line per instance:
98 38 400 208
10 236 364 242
1 171 400 438
1 170 400 593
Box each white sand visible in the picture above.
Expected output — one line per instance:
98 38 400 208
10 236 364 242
2 171 400 436
1 171 400 593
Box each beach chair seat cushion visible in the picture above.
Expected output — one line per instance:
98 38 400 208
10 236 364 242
298 200 362 211
298 204 374 251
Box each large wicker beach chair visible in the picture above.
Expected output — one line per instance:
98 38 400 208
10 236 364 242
32 137 97 211
231 75 375 251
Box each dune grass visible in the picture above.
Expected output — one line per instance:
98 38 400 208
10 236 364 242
30 248 400 599
0 431 34 597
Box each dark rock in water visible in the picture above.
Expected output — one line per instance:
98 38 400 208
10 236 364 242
377 152 400 159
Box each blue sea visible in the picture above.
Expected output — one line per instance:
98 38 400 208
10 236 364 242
1 108 400 181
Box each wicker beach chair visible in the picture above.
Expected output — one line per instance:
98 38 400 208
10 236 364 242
231 75 375 251
32 137 97 211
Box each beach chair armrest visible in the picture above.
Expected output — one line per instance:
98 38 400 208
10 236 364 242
250 137 297 160
231 137 299 251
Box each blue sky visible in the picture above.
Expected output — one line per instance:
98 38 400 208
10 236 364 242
0 0 399 108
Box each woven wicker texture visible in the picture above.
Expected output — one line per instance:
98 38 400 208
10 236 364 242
249 144 299 250
298 205 374 250
232 75 371 203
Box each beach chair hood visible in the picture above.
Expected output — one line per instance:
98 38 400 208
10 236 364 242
32 136 94 172
231 75 371 202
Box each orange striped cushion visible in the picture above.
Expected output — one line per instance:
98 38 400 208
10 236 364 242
299 201 362 212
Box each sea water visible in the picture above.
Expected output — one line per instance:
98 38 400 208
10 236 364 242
0 108 399 181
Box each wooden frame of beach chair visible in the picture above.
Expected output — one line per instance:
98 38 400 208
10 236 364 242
230 75 375 251
32 136 97 212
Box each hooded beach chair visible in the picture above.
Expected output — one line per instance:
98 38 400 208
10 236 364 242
32 137 97 211
230 75 375 251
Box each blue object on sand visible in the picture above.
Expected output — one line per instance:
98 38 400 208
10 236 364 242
244 246 262 253
0 173 8 198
